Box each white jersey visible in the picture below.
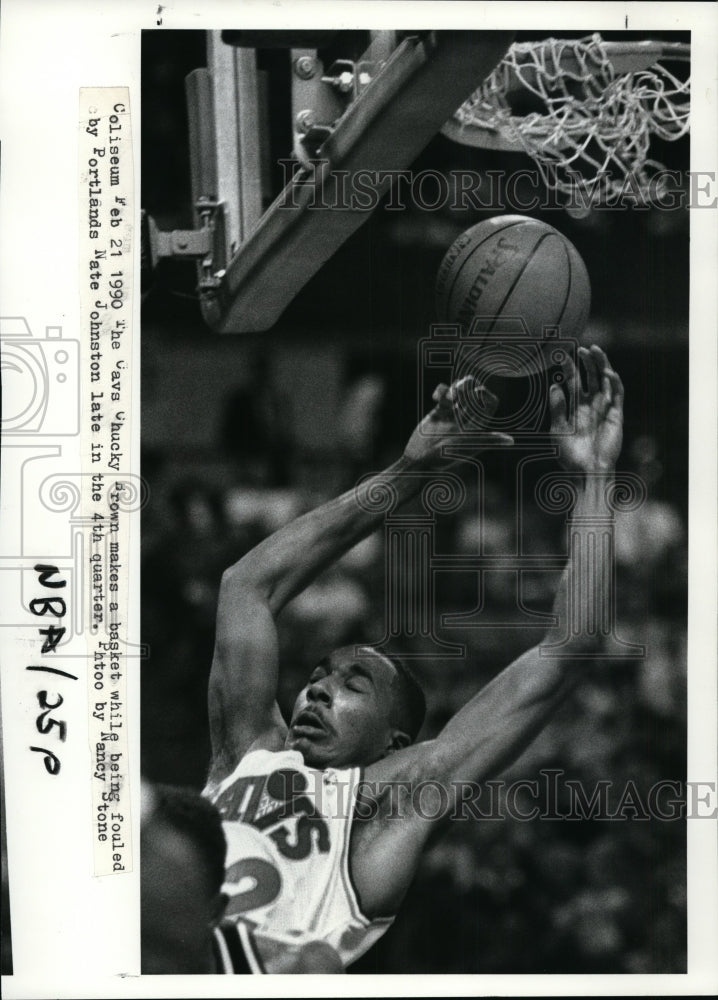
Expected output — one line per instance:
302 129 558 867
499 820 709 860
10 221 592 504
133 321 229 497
205 748 392 966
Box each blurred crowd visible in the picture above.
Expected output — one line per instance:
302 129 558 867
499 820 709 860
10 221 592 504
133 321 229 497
141 340 687 974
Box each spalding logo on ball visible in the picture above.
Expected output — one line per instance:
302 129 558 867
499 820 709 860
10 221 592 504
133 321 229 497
435 215 591 377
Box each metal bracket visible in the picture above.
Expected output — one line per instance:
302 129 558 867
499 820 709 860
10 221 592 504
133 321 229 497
291 38 395 166
207 30 515 332
145 200 224 260
155 227 212 259
321 58 374 99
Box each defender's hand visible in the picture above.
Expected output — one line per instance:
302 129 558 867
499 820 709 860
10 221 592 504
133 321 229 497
404 376 514 468
549 345 624 473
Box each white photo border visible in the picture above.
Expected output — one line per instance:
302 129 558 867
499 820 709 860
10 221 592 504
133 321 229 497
0 1 715 997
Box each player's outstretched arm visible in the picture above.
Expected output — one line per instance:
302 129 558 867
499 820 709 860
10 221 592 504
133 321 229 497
423 346 624 785
207 378 512 785
355 347 623 918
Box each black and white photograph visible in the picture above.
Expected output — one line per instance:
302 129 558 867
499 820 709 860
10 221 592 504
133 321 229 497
141 20 697 979
1 2 717 997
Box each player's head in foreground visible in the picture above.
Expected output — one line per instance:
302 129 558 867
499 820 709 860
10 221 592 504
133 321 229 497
141 782 228 974
142 783 347 973
285 645 426 769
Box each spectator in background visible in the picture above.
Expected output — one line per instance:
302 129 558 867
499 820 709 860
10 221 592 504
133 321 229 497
220 351 292 488
337 373 387 475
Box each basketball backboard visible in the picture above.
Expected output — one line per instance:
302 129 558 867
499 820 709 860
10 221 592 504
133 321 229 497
145 30 514 333
143 28 689 335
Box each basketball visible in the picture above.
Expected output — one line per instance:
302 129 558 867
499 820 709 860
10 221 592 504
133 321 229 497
435 215 591 376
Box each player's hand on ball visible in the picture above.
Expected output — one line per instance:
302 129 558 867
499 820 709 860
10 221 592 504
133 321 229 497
549 345 624 473
404 376 514 468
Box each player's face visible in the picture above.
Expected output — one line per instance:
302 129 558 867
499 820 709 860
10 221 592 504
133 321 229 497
286 646 400 769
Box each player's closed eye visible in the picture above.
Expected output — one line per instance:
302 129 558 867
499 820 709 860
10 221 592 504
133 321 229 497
346 680 368 693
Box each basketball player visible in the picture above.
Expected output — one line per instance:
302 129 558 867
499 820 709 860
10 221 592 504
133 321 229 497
141 782 344 973
204 345 624 966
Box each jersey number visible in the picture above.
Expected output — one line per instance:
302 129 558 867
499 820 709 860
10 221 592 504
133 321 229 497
224 856 282 917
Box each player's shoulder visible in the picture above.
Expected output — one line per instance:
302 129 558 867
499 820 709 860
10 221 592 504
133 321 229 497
355 737 440 825
363 737 437 788
204 729 289 798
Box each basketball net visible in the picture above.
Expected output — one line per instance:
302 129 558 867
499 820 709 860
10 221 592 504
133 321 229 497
445 34 690 208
